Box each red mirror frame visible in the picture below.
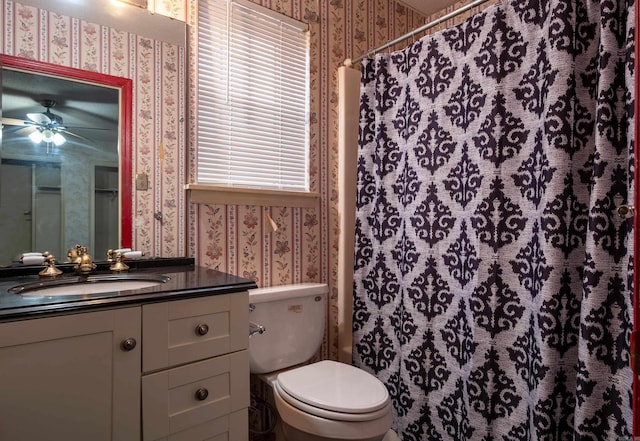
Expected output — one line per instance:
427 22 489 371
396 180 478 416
0 54 132 249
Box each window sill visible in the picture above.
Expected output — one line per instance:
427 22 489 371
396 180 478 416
185 183 319 208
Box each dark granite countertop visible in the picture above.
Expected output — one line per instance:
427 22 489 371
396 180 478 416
0 258 257 321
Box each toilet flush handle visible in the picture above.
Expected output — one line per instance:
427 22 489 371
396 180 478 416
249 321 266 338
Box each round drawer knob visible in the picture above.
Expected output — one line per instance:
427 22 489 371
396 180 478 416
195 323 209 336
195 388 209 401
120 338 137 351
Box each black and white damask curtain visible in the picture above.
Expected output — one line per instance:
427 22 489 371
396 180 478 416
352 0 635 440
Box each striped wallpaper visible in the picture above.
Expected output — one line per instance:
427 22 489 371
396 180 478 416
1 0 496 360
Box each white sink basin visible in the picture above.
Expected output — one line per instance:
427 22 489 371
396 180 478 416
10 274 170 296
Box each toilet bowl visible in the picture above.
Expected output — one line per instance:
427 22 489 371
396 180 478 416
249 283 392 441
273 360 392 441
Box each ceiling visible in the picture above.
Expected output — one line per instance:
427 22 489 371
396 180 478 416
400 0 460 17
1 67 120 155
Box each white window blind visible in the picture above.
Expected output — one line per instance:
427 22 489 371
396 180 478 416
197 0 310 192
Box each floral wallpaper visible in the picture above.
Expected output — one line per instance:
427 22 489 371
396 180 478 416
149 0 187 20
1 0 187 259
187 0 420 361
185 0 497 361
1 0 496 361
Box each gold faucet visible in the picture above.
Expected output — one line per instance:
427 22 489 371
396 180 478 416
39 252 62 278
67 244 83 264
70 245 96 275
110 252 129 273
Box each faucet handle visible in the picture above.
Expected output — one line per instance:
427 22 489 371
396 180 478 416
39 252 62 278
110 252 129 273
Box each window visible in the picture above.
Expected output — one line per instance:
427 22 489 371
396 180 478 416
196 0 310 192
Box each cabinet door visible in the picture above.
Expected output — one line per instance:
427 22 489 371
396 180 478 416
0 307 141 441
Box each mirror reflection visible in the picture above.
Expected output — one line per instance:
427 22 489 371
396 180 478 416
1 61 125 263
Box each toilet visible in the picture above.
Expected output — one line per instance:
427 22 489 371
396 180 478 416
249 283 393 441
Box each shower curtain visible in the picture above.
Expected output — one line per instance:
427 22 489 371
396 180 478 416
352 1 635 440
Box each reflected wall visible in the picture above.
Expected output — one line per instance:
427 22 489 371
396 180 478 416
0 0 187 258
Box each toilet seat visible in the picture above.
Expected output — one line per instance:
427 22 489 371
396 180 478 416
275 360 391 422
272 380 393 440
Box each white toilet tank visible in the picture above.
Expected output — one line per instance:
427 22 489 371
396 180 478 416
249 283 328 374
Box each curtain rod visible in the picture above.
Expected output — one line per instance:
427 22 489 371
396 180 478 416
344 0 491 67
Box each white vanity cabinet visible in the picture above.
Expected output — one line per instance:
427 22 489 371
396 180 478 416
141 293 250 441
0 307 141 441
0 290 250 441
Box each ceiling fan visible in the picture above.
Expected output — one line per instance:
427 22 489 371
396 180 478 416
2 99 106 147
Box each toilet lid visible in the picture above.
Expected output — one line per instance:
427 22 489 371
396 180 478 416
276 360 389 414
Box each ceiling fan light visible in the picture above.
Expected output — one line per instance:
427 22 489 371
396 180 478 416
42 129 54 143
52 132 66 146
29 130 43 144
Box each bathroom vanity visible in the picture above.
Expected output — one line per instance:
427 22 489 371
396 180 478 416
0 259 256 441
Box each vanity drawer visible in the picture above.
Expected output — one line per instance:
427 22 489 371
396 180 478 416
143 292 248 372
153 409 248 441
142 350 249 441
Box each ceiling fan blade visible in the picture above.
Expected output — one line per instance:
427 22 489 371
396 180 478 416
15 126 36 136
59 129 94 143
1 117 30 126
63 125 111 130
27 112 52 124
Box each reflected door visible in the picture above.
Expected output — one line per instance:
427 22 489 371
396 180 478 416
94 166 119 255
0 162 32 261
33 164 62 257
0 160 62 262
